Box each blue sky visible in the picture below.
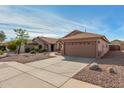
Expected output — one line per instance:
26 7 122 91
0 5 124 41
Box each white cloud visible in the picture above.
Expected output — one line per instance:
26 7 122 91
0 6 119 41
0 6 87 41
28 32 59 39
0 6 85 39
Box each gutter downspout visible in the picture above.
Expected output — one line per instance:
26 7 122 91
95 40 98 59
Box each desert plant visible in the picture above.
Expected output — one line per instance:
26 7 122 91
38 49 44 53
30 50 36 54
107 67 117 74
0 50 4 55
39 49 47 53
7 40 17 52
0 45 6 51
25 47 31 53
32 46 39 52
14 28 29 54
89 62 101 71
43 49 47 52
39 45 42 50
38 49 43 53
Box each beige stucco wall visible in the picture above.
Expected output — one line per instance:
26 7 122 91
54 44 57 51
96 39 109 58
20 45 25 53
120 43 124 50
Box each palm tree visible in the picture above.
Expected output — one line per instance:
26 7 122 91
14 28 29 54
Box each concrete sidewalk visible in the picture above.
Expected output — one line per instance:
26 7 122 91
0 55 100 88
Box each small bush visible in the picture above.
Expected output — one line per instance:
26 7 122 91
38 49 47 53
0 50 4 55
39 45 42 49
30 50 36 54
0 46 6 51
89 62 101 71
7 40 17 51
38 49 43 53
107 67 117 74
32 46 39 52
25 48 30 53
42 49 47 52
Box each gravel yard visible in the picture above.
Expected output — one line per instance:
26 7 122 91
73 51 124 88
0 52 54 64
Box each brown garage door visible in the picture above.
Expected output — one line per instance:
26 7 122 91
64 41 96 57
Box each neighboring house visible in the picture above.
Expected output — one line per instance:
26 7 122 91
111 40 121 45
19 40 33 53
58 30 109 58
110 40 121 51
111 40 124 50
32 36 58 52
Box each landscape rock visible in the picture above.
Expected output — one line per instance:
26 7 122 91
107 67 117 74
89 62 100 71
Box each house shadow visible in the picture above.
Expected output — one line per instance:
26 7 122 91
62 51 124 66
62 56 94 64
96 51 124 66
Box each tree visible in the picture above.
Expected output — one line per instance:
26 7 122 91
14 28 29 54
0 31 6 43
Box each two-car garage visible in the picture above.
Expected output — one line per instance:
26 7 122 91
64 40 96 58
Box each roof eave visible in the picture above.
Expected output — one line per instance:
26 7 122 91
61 37 100 41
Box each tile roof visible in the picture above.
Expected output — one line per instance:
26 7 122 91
33 36 58 44
62 30 109 42
111 40 122 45
63 30 83 38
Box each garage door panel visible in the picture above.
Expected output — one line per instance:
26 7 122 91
65 42 96 57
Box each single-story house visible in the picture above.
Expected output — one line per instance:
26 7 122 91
110 40 124 50
111 40 121 45
31 36 58 52
58 30 109 58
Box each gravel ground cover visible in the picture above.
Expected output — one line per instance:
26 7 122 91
0 52 54 64
73 51 124 88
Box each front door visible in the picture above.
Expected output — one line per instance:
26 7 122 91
51 44 54 51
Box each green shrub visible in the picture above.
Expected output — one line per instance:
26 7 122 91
0 50 4 55
39 49 43 53
32 46 39 52
25 48 30 53
38 49 47 53
39 45 42 49
42 49 47 52
30 50 36 54
0 46 6 51
7 40 17 51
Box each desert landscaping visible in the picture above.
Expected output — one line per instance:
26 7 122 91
0 53 54 64
73 51 124 88
0 29 123 88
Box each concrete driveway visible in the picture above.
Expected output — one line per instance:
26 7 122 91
0 54 99 88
